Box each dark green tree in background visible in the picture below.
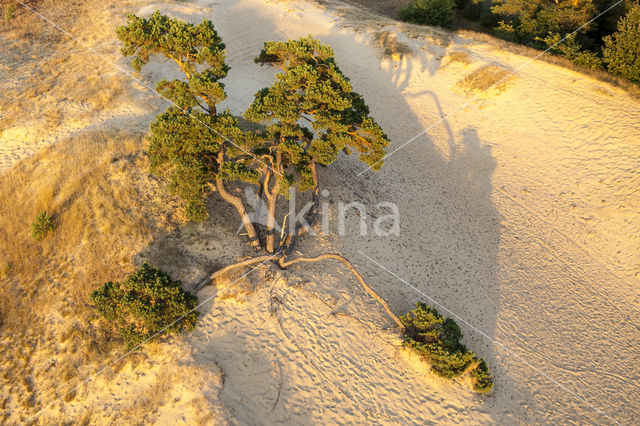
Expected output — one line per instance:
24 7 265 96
491 0 597 45
400 0 640 85
400 0 457 29
603 3 640 82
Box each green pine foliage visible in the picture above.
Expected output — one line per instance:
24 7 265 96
4 4 16 22
117 13 390 251
603 4 640 83
491 0 597 45
471 358 494 393
399 0 457 30
32 210 55 241
90 263 198 349
542 33 603 69
401 302 494 393
116 11 254 223
246 36 391 251
246 36 390 182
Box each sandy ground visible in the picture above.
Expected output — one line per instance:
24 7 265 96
2 0 639 424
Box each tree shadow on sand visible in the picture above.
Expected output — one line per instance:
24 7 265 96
131 1 512 423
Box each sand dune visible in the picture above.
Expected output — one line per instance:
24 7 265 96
2 0 639 424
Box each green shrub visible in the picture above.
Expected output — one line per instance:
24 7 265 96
0 261 11 279
31 210 55 241
542 33 603 70
90 263 199 348
400 0 456 30
4 4 16 22
603 4 640 83
401 302 493 393
494 20 518 42
471 359 493 393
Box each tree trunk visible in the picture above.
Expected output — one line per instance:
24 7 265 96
216 150 260 248
265 151 282 253
216 177 261 248
265 179 280 253
281 160 320 254
196 254 277 290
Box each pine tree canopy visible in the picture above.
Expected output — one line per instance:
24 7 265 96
116 15 389 250
603 3 640 82
116 10 229 112
246 36 390 179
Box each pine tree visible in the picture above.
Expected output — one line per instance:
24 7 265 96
117 11 263 247
491 0 597 44
117 14 389 253
603 3 640 82
113 13 417 349
399 0 457 29
245 36 390 252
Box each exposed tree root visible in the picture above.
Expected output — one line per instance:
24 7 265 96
197 252 405 332
278 254 405 332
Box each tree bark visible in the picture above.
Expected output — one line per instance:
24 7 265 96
216 177 261 248
215 150 260 248
281 160 320 254
265 151 282 253
196 254 277 290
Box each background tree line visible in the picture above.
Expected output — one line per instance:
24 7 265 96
400 0 640 83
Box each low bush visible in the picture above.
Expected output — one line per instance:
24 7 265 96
400 0 456 30
31 210 55 241
0 261 11 279
401 302 493 393
5 4 16 22
471 358 493 393
91 263 199 348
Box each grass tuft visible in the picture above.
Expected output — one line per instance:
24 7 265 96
457 64 514 94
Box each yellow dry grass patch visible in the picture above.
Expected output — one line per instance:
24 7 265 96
444 50 473 66
0 0 129 134
457 64 515 95
0 129 182 422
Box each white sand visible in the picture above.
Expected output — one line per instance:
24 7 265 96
6 0 639 423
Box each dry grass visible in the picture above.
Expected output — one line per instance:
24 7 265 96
442 50 473 69
372 29 412 59
0 129 182 422
456 30 640 99
119 369 174 420
457 64 515 95
0 0 130 134
0 1 225 423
